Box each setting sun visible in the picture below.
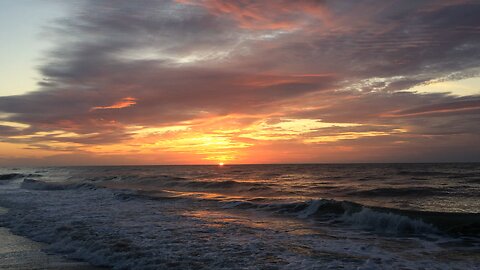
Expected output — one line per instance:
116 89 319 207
218 162 225 166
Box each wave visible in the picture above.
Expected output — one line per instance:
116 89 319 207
0 173 32 180
0 173 43 182
19 177 247 192
165 179 249 189
397 170 452 177
397 170 479 179
341 208 437 234
21 179 97 191
223 199 359 219
378 207 480 235
105 176 284 196
348 187 450 197
466 178 480 184
0 173 26 180
223 198 479 235
447 172 480 179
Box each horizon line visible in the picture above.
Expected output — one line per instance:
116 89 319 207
3 161 480 168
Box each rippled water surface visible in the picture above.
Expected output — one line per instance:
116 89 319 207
0 164 479 269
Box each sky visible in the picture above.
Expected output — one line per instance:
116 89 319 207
0 0 479 166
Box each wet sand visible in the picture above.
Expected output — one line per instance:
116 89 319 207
0 207 104 270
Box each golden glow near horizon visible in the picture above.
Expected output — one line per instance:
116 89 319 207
0 115 409 164
0 90 473 165
1 1 479 165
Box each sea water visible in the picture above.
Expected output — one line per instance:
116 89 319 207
0 164 479 269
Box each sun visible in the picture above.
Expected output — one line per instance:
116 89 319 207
218 162 225 166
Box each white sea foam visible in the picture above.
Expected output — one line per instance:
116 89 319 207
341 207 438 234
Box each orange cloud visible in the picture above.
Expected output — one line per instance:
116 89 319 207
90 97 137 111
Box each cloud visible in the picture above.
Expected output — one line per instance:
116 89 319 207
0 0 479 164
387 99 480 117
177 0 333 30
90 97 137 111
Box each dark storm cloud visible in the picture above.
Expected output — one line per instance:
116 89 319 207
0 0 479 161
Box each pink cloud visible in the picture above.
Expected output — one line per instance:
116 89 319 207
90 97 137 111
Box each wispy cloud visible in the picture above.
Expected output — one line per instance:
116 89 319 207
90 97 137 111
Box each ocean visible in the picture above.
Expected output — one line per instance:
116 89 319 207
0 164 479 269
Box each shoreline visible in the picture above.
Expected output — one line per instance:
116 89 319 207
0 207 105 270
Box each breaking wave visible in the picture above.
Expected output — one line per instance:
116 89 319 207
223 198 479 235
